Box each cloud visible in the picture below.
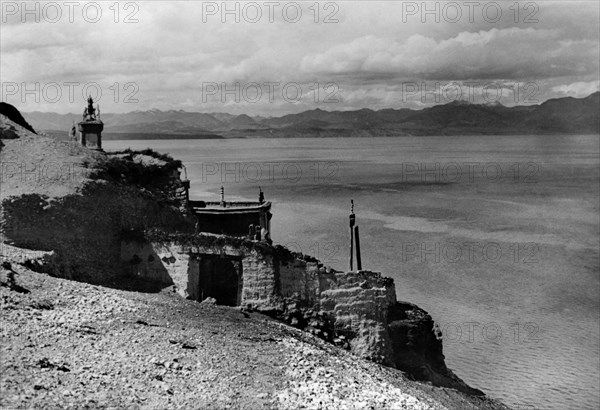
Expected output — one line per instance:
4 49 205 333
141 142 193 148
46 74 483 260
1 1 598 114
551 81 600 97
300 27 599 81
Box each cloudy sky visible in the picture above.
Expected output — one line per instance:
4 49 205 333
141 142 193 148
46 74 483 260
1 0 599 115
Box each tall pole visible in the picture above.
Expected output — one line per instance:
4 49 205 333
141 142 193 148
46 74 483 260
354 226 362 271
349 200 355 271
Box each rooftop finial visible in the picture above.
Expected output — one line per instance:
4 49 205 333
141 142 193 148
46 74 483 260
351 199 354 214
220 186 225 206
259 186 265 204
84 95 96 120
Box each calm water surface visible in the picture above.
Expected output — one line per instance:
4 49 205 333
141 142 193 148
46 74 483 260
106 135 600 410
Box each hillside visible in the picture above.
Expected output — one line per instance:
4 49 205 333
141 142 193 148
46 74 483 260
0 258 507 410
0 102 36 134
22 92 600 138
0 110 195 283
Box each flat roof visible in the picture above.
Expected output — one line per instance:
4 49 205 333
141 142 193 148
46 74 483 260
190 200 271 215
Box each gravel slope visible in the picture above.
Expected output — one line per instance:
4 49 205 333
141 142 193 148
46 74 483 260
0 249 508 410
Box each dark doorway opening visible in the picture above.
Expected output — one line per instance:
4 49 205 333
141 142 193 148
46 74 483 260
198 257 242 306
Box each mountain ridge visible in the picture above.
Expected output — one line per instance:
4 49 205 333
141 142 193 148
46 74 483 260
21 92 600 138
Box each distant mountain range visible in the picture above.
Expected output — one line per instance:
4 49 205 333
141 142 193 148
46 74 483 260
22 92 600 139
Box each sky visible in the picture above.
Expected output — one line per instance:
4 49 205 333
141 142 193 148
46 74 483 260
1 0 599 115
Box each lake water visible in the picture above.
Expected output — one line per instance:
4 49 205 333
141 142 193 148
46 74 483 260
105 135 600 410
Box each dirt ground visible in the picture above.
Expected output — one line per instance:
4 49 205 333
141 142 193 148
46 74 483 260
0 249 508 410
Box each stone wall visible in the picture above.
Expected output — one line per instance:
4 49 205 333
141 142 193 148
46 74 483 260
279 258 323 306
121 237 343 312
121 238 304 311
240 249 279 309
119 236 481 395
319 271 397 366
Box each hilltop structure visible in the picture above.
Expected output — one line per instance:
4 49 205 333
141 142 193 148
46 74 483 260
190 187 272 239
78 96 103 150
71 102 269 241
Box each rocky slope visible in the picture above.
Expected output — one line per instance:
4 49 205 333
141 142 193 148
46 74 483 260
0 255 508 409
0 102 36 134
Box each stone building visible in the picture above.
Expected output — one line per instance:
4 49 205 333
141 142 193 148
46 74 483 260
190 187 272 238
118 233 474 394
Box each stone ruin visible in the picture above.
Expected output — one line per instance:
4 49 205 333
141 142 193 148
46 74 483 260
119 232 479 394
